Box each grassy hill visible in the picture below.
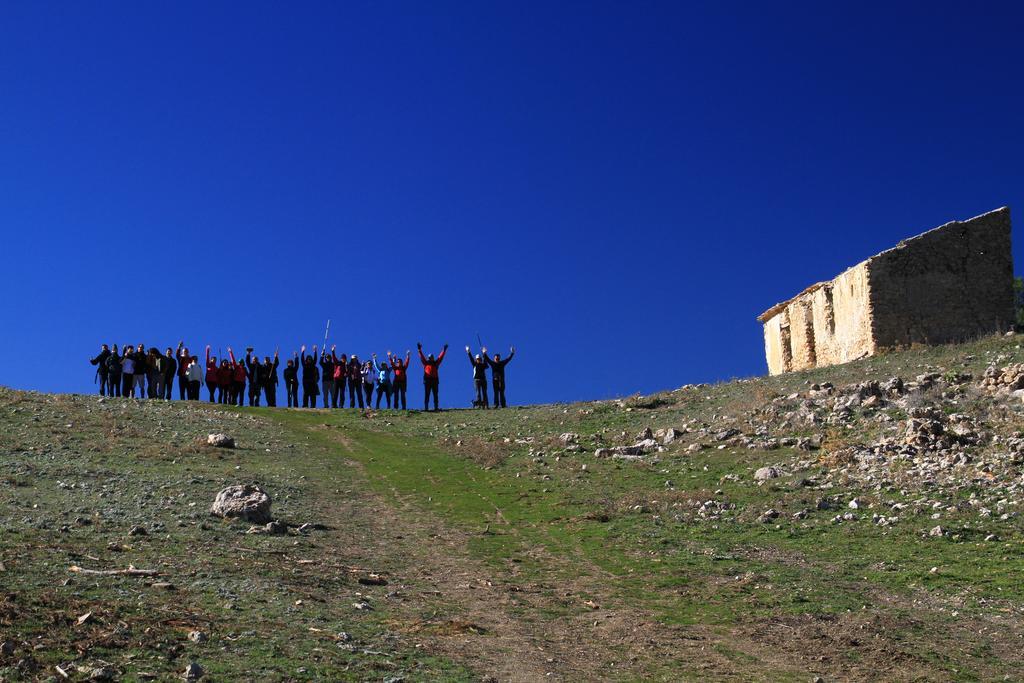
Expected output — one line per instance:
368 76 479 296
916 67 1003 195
4 333 1024 681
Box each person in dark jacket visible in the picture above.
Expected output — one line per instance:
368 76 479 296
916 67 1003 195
300 345 320 408
162 346 178 400
418 342 447 411
284 353 299 407
89 345 112 396
106 345 122 397
133 344 149 399
347 355 364 408
483 346 515 408
261 350 280 407
148 348 165 399
245 349 263 407
466 346 488 408
319 349 335 409
119 343 135 397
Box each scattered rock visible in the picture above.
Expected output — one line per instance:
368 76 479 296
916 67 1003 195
754 466 781 481
183 662 204 680
929 525 945 537
89 666 117 681
246 520 287 535
188 630 208 644
210 484 272 524
206 433 235 448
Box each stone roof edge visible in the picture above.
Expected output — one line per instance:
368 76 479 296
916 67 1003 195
755 206 1009 323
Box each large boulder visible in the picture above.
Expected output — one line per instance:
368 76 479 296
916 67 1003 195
210 484 272 523
207 433 235 448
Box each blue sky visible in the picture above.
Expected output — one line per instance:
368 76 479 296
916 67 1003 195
1 2 1022 406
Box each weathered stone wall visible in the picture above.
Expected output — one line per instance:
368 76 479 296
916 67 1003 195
762 310 792 375
758 207 1014 375
867 208 1014 349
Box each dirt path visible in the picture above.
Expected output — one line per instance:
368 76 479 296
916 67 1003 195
293 421 809 682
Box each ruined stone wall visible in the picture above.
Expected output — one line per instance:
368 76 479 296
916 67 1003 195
760 262 874 375
758 207 1014 376
762 310 791 375
867 208 1014 349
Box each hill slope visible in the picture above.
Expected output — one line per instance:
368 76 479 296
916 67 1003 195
4 333 1024 681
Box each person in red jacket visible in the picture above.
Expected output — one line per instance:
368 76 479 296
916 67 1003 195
418 342 447 411
389 350 411 410
217 359 233 404
204 346 219 403
331 347 348 408
227 348 248 406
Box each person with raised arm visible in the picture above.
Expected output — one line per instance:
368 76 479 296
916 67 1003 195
204 346 219 402
319 347 335 409
261 349 280 407
300 345 320 408
216 358 233 403
418 342 448 412
283 352 299 408
466 346 489 408
372 353 392 408
483 346 516 408
227 348 247 406
389 349 411 410
244 348 263 406
175 341 189 400
330 346 347 408
89 344 112 396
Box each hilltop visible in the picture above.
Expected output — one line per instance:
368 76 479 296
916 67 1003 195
3 333 1024 681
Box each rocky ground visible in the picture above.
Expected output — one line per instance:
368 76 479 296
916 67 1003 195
3 333 1024 681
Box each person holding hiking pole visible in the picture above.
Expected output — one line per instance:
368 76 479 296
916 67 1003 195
466 346 488 408
483 346 516 408
418 342 447 411
245 348 263 406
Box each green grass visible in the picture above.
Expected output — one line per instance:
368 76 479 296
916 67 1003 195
5 332 1024 680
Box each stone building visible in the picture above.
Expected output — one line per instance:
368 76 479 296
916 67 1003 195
757 207 1015 375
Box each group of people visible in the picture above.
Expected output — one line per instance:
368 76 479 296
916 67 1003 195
89 341 515 411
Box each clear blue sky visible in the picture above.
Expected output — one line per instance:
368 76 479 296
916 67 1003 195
1 2 1022 406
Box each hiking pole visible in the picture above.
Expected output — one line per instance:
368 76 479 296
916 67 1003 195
324 319 331 347
476 332 483 350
